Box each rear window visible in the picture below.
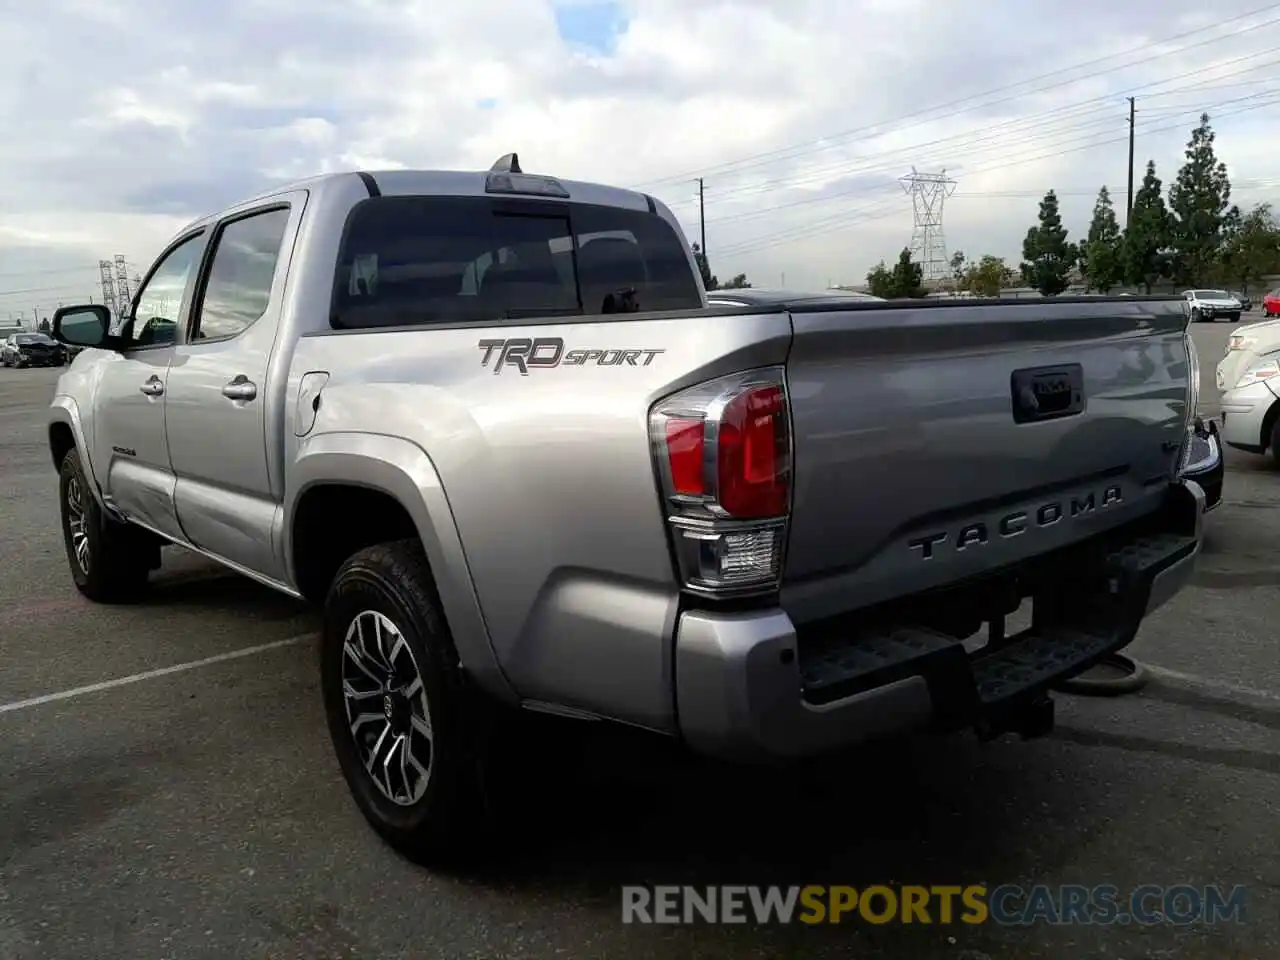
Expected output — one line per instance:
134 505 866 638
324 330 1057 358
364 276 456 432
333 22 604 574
331 196 701 329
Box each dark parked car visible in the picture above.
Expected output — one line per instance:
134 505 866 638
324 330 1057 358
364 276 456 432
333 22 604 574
1230 291 1253 312
1 332 67 367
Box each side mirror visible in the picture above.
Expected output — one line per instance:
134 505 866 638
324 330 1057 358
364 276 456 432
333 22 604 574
52 304 112 349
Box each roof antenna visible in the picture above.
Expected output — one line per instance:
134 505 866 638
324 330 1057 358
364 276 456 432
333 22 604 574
491 153 522 174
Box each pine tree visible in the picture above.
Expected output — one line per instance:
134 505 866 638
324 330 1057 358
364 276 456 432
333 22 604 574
1020 190 1077 297
1168 113 1235 286
1122 161 1172 293
889 247 926 298
1081 186 1123 293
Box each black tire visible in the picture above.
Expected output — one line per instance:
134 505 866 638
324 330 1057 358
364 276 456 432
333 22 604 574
58 448 155 603
1191 308 1204 323
321 539 492 865
1271 417 1280 469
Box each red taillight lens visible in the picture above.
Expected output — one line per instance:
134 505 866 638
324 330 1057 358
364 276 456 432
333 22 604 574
665 418 705 495
717 385 789 518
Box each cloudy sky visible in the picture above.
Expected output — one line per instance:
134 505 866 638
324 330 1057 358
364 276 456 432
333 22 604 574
1 0 1279 320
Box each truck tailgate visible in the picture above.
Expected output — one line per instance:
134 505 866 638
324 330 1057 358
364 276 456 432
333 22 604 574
781 298 1191 623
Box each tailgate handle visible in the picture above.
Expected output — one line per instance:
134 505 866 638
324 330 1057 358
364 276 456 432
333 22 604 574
1011 364 1084 424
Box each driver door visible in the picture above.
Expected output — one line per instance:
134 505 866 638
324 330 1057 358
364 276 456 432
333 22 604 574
92 230 208 542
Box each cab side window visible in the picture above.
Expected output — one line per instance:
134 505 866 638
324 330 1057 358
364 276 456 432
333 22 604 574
126 233 205 348
190 208 290 342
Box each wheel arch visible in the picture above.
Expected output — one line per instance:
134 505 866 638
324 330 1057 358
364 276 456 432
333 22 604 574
1262 396 1280 454
48 399 107 507
285 432 516 703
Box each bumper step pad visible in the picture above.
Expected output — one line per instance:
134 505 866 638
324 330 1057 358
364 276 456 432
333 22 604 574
796 530 1199 719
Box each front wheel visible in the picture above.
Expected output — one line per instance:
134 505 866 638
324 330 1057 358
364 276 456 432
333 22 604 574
1191 308 1204 323
321 540 491 865
58 448 155 603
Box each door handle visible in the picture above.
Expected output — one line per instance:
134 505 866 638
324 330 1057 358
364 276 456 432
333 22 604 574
222 375 257 401
139 376 164 397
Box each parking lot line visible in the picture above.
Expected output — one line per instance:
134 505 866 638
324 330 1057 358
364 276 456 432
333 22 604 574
1146 663 1280 704
0 633 312 715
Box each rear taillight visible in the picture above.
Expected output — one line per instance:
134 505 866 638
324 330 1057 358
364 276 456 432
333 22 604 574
649 367 790 597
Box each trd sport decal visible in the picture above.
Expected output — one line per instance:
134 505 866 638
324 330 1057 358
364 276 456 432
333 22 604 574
478 337 664 375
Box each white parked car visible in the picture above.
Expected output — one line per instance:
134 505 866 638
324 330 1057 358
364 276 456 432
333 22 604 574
1217 318 1280 464
1184 288 1243 324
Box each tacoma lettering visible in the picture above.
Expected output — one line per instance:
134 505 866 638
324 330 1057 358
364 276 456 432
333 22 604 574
908 485 1124 560
478 337 663 375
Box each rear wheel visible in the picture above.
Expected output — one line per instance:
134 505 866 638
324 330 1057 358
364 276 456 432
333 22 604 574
320 540 491 865
58 448 156 602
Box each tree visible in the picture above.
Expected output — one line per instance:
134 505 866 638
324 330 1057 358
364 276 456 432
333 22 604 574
691 243 718 291
1080 186 1123 293
1219 203 1280 293
865 248 925 299
866 261 895 299
1122 161 1173 293
1168 114 1235 286
963 255 1008 297
719 273 752 289
890 247 926 298
1020 190 1077 297
949 249 967 292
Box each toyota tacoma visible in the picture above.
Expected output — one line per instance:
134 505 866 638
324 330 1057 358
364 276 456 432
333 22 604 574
46 155 1205 863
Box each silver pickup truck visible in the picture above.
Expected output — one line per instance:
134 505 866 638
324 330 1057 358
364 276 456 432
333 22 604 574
47 156 1205 864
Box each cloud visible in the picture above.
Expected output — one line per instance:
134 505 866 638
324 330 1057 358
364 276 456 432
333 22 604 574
1 0 1279 320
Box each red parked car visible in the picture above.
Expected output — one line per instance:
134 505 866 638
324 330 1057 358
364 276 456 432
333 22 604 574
1264 289 1280 318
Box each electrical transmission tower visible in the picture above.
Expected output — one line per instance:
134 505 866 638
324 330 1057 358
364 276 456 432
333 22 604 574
98 260 118 318
899 168 957 283
114 255 133 309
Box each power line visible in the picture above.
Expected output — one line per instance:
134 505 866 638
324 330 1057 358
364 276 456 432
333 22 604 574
710 92 1280 260
696 79 1280 248
630 3 1280 189
0 264 102 280
666 53 1280 215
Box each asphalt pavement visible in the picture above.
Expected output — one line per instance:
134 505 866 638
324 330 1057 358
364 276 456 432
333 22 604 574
2 317 1279 960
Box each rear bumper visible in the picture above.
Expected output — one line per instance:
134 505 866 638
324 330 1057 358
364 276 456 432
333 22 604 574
674 479 1203 762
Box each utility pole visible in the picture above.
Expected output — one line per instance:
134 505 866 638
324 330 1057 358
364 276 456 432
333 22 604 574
1126 97 1136 226
697 178 706 258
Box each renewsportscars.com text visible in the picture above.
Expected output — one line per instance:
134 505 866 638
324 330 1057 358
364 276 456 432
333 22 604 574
621 884 1247 926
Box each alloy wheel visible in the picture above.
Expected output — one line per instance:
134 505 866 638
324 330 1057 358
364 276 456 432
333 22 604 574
66 475 90 575
341 610 434 806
